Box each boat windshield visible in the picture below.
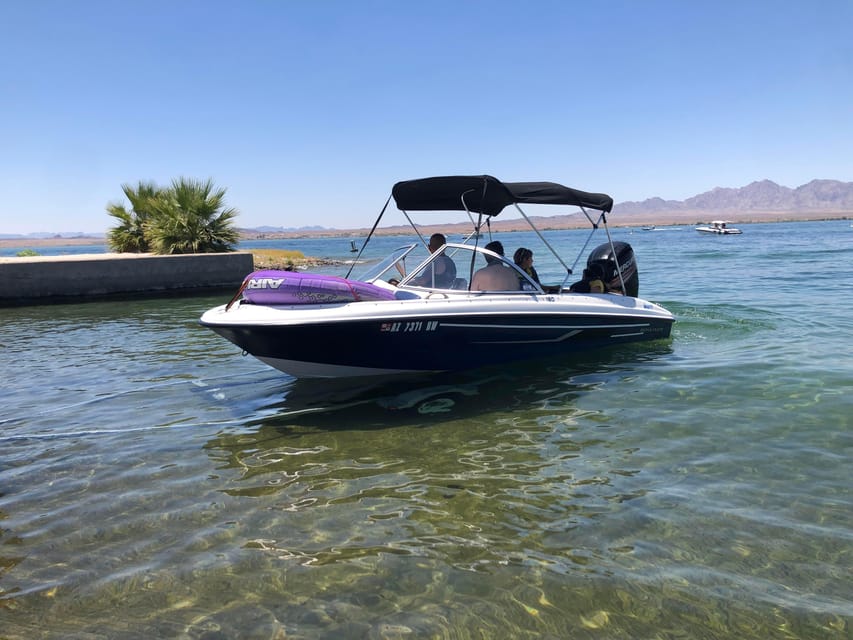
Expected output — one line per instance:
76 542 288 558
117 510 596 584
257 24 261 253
356 244 420 283
399 243 542 293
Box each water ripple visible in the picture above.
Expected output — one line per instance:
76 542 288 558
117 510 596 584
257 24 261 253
2 223 852 638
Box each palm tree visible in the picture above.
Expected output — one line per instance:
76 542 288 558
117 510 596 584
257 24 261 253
145 178 240 254
106 181 163 252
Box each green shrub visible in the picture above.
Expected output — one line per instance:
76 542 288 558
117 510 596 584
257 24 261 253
106 181 163 252
106 178 239 254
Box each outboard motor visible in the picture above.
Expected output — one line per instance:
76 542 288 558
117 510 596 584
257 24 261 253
587 241 639 297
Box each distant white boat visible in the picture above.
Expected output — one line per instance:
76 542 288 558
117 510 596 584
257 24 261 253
696 220 742 235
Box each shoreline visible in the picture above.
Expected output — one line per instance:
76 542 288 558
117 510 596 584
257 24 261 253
2 210 850 249
0 252 254 306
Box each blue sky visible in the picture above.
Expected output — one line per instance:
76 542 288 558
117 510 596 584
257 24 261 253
2 1 852 234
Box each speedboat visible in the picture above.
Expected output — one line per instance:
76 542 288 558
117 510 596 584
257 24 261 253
696 220 742 234
200 175 675 378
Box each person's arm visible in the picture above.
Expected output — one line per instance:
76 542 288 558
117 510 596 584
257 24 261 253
471 270 484 291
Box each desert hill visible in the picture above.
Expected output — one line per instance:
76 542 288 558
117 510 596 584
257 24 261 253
244 178 853 238
4 179 851 244
617 179 853 215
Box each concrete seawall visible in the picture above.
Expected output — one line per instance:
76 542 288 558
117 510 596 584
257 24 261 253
0 252 254 306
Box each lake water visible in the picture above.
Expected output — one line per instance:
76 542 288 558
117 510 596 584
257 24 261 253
1 221 851 638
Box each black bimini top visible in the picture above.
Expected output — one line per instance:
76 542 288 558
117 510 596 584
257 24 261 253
391 175 613 216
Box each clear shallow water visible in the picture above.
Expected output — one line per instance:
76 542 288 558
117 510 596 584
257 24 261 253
1 221 851 638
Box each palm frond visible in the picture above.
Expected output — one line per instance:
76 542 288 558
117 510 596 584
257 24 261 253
145 178 240 254
105 181 168 252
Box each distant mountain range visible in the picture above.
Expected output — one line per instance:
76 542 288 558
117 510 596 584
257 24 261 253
0 232 108 240
247 225 329 233
615 179 853 215
3 179 851 239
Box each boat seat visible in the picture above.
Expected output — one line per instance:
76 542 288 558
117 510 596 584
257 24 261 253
450 277 468 290
394 290 421 300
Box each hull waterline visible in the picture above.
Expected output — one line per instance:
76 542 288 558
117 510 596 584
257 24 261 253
200 295 674 378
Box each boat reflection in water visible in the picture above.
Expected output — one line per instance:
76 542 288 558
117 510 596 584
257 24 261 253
208 340 676 435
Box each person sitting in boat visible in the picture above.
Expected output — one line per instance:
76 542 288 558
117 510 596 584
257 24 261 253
513 247 540 288
569 263 606 293
412 233 457 288
471 241 520 291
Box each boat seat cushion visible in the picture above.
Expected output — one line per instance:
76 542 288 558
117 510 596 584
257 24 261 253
394 290 422 300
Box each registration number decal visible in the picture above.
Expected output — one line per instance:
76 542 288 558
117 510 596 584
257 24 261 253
380 321 439 333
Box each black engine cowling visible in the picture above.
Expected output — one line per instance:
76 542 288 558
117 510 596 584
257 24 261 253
587 241 639 297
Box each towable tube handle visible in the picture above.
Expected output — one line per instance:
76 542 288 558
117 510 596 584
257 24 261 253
225 276 251 311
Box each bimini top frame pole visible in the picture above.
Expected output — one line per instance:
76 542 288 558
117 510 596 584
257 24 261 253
600 212 628 294
511 202 574 276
